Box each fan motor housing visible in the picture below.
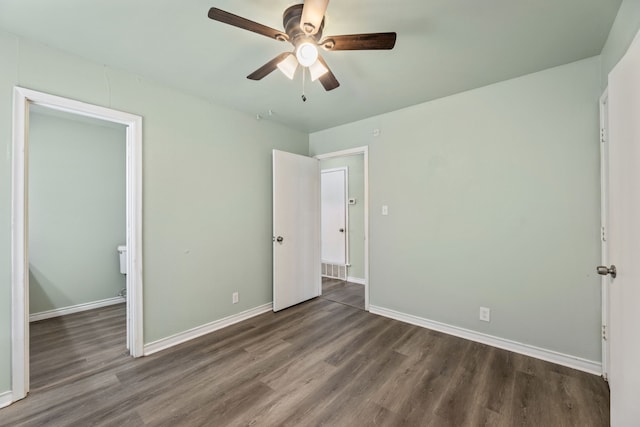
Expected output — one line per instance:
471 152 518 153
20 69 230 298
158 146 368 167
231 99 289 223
283 4 324 45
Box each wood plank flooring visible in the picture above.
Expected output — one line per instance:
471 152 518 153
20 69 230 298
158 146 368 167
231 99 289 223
321 277 365 310
1 298 609 426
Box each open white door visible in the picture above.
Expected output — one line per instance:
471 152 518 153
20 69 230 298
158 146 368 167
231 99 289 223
606 30 640 425
273 150 321 312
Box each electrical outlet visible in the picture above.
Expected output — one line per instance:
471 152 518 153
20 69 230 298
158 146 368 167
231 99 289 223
382 205 389 215
479 307 491 322
232 292 239 304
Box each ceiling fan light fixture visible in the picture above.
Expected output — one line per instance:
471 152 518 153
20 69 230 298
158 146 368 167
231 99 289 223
296 42 319 67
208 3 396 92
309 59 328 81
277 53 298 79
300 0 329 35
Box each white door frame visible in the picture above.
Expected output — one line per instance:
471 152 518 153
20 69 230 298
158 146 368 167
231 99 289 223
10 87 144 403
315 146 369 311
599 89 610 380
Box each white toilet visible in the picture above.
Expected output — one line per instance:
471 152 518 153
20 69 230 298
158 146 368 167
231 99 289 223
117 245 127 274
117 245 127 298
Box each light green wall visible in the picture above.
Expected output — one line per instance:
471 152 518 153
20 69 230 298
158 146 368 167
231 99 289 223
28 111 126 314
600 0 640 88
310 57 602 361
0 30 308 393
320 155 365 280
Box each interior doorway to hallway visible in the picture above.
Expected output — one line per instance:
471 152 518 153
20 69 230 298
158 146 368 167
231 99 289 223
315 147 369 311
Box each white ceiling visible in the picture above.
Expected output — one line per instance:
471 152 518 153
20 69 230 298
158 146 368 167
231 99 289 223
0 0 622 132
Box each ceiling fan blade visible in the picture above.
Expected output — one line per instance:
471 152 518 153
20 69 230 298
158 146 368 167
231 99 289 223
208 8 288 42
247 52 291 80
316 56 340 91
320 32 397 51
300 0 329 35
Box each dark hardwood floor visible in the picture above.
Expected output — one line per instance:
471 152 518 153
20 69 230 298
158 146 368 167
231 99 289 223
1 298 609 426
321 277 365 310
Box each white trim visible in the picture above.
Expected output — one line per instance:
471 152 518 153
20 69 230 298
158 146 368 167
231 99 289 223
314 146 369 311
370 305 602 375
0 391 12 410
314 146 368 159
599 88 610 381
0 391 13 409
11 87 144 404
346 276 366 285
11 85 29 402
144 303 273 356
29 297 125 322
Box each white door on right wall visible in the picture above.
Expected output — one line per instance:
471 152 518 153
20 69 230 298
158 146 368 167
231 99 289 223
606 29 640 426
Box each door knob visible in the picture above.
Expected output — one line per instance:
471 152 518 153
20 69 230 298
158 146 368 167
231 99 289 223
339 228 345 233
597 265 617 278
276 236 284 243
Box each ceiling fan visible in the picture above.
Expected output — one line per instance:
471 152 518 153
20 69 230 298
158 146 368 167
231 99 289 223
208 0 397 92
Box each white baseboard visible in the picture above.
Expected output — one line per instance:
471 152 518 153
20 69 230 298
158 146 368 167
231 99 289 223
29 296 126 322
0 390 13 409
347 276 365 285
369 305 602 375
144 303 273 356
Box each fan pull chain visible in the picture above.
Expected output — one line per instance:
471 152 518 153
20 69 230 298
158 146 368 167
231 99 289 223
301 68 307 102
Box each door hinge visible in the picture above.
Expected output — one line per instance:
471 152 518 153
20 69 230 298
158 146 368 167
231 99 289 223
600 127 607 143
602 324 607 341
601 226 606 242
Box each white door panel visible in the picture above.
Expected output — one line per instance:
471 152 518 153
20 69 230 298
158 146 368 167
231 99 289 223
607 29 640 426
272 150 320 312
321 168 347 264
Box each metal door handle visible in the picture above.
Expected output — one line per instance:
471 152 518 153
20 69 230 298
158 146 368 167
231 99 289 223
597 265 616 278
339 228 344 233
276 236 284 243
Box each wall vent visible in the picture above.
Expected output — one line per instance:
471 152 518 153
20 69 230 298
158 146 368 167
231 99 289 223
322 263 347 280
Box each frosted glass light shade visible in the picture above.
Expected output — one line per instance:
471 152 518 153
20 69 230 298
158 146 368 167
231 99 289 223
296 42 318 67
277 54 298 79
309 60 328 81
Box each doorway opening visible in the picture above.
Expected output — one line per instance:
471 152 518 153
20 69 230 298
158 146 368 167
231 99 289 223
315 147 369 311
10 87 143 404
28 106 127 391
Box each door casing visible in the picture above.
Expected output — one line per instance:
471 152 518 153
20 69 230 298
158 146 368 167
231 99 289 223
10 87 144 404
599 89 609 380
315 146 369 311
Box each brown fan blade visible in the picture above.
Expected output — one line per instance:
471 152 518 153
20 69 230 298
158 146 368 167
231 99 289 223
320 32 396 51
300 0 329 35
247 52 291 80
208 8 288 42
316 56 340 91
